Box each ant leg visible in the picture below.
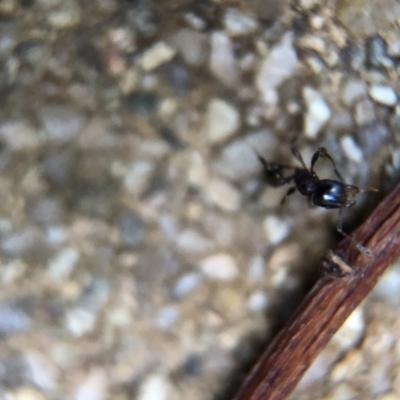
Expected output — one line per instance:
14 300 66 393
311 147 345 183
290 141 308 170
336 208 372 256
280 186 296 205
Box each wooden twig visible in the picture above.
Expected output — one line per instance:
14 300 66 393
232 182 400 400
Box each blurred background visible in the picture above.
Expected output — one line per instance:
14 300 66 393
0 1 400 399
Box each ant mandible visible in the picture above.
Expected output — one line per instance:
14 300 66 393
257 141 377 255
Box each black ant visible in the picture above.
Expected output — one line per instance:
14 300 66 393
257 142 377 255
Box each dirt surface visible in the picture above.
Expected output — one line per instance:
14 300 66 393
0 1 400 399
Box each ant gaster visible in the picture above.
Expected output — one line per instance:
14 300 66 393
257 142 377 255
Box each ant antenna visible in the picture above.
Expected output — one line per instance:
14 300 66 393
336 208 372 256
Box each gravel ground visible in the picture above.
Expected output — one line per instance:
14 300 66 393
0 1 400 399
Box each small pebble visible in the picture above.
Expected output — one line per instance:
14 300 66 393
48 247 80 280
118 210 145 248
336 0 400 40
332 307 365 350
0 21 17 53
378 394 400 400
204 178 241 212
223 8 258 36
365 36 394 69
247 290 269 311
341 80 366 106
303 87 331 138
330 351 363 382
263 216 290 245
124 160 155 197
373 264 400 305
204 98 240 144
248 256 265 281
74 369 108 400
156 306 180 330
25 352 58 392
46 226 68 245
0 120 42 151
168 28 207 66
183 12 206 31
199 253 238 280
340 136 363 163
8 387 46 400
326 383 358 400
46 1 81 29
209 31 239 87
176 229 212 254
256 33 298 102
0 303 31 338
172 272 202 300
187 152 208 187
31 197 63 226
38 105 86 144
268 242 300 270
65 308 96 337
139 41 176 71
298 351 333 388
78 278 110 313
354 99 376 126
0 259 26 284
1 228 41 258
357 122 390 156
137 374 171 400
213 136 264 181
369 85 397 106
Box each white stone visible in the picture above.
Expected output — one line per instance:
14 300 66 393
210 31 239 87
223 8 258 36
205 98 240 143
247 290 269 311
340 136 363 163
156 306 180 330
74 369 107 400
354 99 376 126
373 265 400 305
248 256 265 280
168 28 207 66
177 229 212 254
332 307 365 350
204 178 241 212
303 87 331 138
137 374 171 400
187 152 208 187
139 42 176 71
213 130 276 181
256 33 298 102
263 216 290 245
0 120 42 151
199 253 238 280
9 387 47 400
183 12 206 30
172 273 202 299
48 247 79 280
38 105 86 144
124 161 155 197
65 308 95 337
369 85 397 106
341 80 366 106
47 1 81 29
